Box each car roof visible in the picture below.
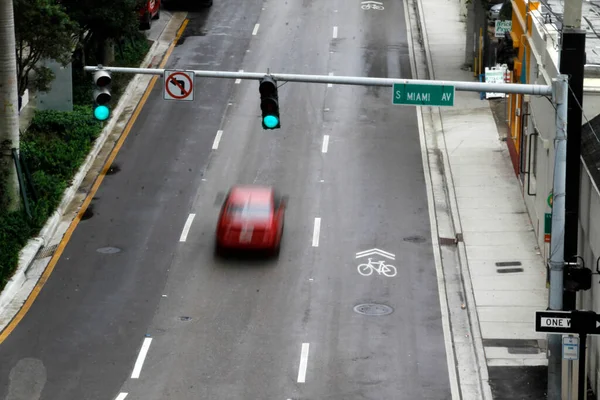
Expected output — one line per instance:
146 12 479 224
228 185 273 205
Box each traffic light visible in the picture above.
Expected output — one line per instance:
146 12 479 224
259 76 280 129
93 70 112 121
565 265 592 291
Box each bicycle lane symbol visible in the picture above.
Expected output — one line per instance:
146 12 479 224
361 1 385 10
355 248 396 277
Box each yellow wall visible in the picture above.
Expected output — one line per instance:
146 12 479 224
507 0 539 159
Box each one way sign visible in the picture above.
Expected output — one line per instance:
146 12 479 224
535 310 600 335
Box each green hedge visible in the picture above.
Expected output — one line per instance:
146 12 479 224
0 32 151 291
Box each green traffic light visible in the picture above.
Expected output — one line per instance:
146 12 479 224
263 115 279 129
94 105 110 121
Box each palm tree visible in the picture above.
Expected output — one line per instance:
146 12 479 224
0 0 20 211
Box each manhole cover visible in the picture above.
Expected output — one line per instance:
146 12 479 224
96 247 121 254
353 303 393 316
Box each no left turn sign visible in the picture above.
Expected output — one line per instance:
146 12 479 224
164 70 195 101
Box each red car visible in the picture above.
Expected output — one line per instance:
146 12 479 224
215 185 287 256
139 0 161 30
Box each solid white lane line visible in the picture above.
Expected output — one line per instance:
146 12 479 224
297 343 310 383
235 70 243 84
322 135 330 153
212 130 223 150
131 337 153 379
115 394 128 400
332 26 338 38
312 218 321 247
179 213 196 242
328 72 334 88
252 23 260 35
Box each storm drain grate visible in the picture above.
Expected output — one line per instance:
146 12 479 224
403 235 427 244
496 261 522 267
353 304 393 316
496 261 524 273
35 244 59 260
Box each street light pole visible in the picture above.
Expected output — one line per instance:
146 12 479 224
546 75 569 400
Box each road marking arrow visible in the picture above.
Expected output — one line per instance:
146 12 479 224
355 248 395 260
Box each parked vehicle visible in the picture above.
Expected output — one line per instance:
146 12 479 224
139 0 161 30
487 2 503 22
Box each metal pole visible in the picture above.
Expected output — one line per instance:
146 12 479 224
83 65 554 95
547 74 569 400
579 333 587 399
568 359 573 400
560 29 586 311
0 0 20 211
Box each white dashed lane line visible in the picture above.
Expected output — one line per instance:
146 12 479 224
179 213 196 242
328 72 334 88
333 26 338 38
115 394 128 400
131 337 153 379
322 135 330 153
252 23 260 35
235 70 243 84
312 218 321 247
212 130 224 150
297 343 310 383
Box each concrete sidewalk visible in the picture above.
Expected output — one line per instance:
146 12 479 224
415 0 549 397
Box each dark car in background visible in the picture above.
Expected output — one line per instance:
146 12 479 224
162 0 213 9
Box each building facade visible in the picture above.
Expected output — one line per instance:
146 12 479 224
506 0 600 392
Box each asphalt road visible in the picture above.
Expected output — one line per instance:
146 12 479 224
0 0 452 398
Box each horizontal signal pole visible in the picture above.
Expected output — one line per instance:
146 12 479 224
84 65 553 96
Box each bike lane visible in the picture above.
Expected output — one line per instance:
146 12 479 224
291 0 453 397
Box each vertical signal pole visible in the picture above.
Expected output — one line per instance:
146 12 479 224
560 28 586 311
0 0 20 210
546 75 569 400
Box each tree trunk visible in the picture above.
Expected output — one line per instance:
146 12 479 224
0 0 20 212
103 40 115 65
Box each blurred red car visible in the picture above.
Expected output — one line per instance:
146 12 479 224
215 185 287 256
139 0 161 30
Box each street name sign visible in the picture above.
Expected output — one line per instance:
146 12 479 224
393 83 455 107
535 310 600 335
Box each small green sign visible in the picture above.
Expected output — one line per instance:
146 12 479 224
547 191 553 208
544 213 552 234
393 83 455 107
544 212 552 243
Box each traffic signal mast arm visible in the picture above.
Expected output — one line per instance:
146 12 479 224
84 65 552 96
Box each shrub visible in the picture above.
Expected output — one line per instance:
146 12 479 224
0 211 32 288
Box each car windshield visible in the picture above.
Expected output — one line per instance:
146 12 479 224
227 203 271 218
